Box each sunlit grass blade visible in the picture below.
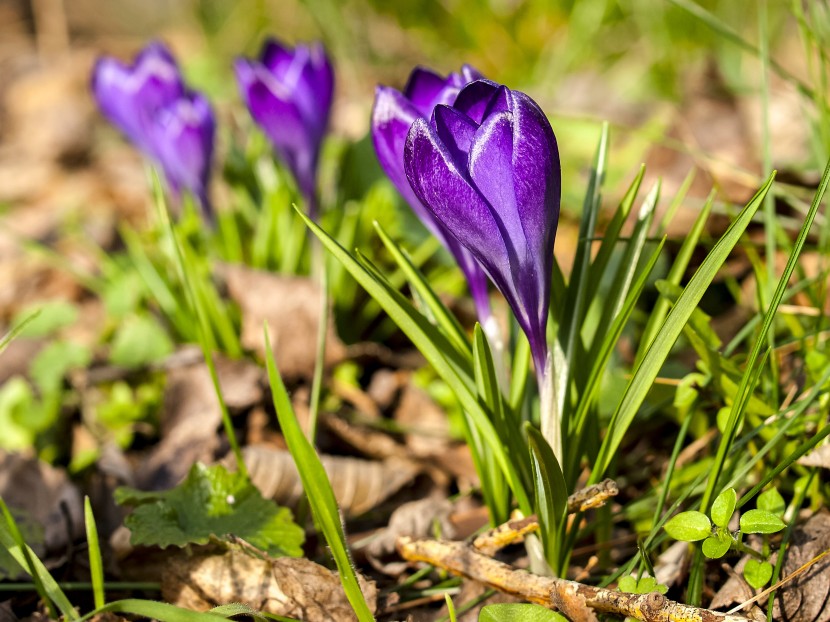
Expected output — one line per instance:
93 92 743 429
84 497 105 610
509 332 531 412
78 599 227 621
526 424 568 575
375 221 471 359
591 172 776 482
299 208 530 511
0 310 39 356
0 499 77 620
263 327 375 622
636 191 714 365
702 158 830 511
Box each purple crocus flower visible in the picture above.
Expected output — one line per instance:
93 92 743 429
404 80 560 377
235 39 334 219
92 42 215 218
372 66 493 323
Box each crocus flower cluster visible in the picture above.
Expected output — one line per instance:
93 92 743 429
235 39 335 219
92 42 215 219
404 80 561 379
372 67 493 323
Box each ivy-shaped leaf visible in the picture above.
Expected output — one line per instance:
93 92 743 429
664 511 712 542
115 463 304 557
744 559 773 589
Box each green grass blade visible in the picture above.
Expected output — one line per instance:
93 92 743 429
702 158 829 510
300 209 529 510
526 424 568 574
591 172 776 482
84 497 105 610
375 221 471 359
78 599 226 621
263 328 375 622
636 191 714 365
0 499 77 620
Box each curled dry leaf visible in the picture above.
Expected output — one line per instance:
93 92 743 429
220 264 345 380
0 451 83 557
136 356 262 490
797 445 830 470
162 548 377 622
774 511 830 622
230 444 420 517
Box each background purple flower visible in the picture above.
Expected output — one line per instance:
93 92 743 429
235 39 334 219
92 42 215 219
404 80 560 376
372 66 493 323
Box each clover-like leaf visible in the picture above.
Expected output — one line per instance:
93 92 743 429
711 488 737 528
480 604 568 622
664 511 712 542
740 509 786 534
115 462 304 557
744 559 773 589
702 531 732 559
757 488 786 517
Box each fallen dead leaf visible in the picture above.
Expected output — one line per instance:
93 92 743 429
230 444 420 518
797 444 830 470
220 264 346 380
162 548 377 621
774 511 830 622
0 451 83 557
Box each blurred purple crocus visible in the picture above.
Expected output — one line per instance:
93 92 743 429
404 80 560 379
372 66 494 324
92 42 215 218
235 39 334 219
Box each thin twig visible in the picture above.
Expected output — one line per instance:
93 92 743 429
398 537 751 622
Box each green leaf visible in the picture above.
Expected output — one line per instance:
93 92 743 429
80 599 228 621
756 489 786 516
109 314 174 368
743 559 773 589
84 497 105 609
663 511 712 542
617 576 638 593
526 424 568 568
480 603 568 622
115 463 304 557
701 532 732 559
13 300 78 338
592 173 775 482
263 328 375 622
739 509 785 534
0 378 37 450
30 340 92 395
711 488 737 528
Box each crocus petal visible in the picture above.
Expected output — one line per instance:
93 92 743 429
149 93 215 217
432 105 479 173
405 119 513 298
404 67 450 117
453 79 501 124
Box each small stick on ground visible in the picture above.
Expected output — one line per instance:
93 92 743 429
473 479 619 555
398 537 751 622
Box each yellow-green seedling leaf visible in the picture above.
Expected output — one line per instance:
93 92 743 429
618 576 667 595
13 301 77 338
30 340 92 395
480 603 569 622
739 509 785 534
664 511 711 542
617 576 638 593
109 313 174 368
757 488 785 516
711 488 737 528
701 531 732 559
743 559 773 589
114 463 304 557
526 423 568 556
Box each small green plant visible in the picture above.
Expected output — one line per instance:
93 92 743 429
664 487 786 588
617 575 668 595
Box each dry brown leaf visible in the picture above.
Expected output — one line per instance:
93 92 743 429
711 557 755 610
162 548 377 621
395 383 451 458
230 444 420 518
135 356 262 490
220 264 345 380
774 511 830 622
797 445 830 470
0 451 83 557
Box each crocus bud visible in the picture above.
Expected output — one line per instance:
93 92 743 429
404 80 561 377
92 42 215 219
235 39 334 219
372 66 493 323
